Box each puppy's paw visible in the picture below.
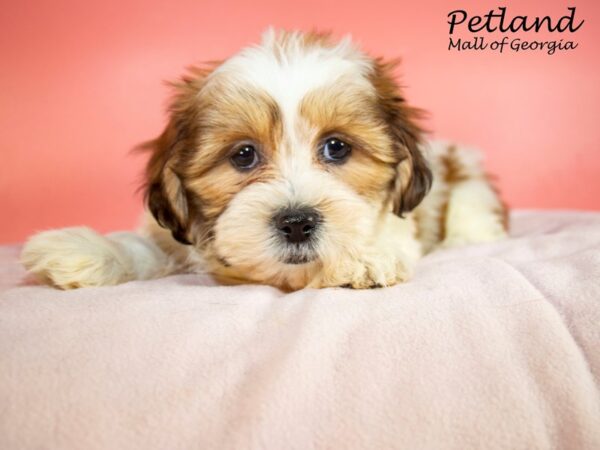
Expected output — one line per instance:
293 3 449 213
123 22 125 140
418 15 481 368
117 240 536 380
314 253 412 290
21 227 134 289
342 255 411 289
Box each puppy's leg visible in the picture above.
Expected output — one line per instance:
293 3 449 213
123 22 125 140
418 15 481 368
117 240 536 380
441 146 508 247
21 227 170 289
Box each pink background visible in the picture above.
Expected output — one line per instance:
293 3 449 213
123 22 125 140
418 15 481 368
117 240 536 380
1 0 599 243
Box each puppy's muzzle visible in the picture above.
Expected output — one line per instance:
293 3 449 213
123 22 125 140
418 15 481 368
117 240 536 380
273 208 321 244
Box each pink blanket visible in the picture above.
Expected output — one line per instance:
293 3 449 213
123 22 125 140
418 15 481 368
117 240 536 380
1 211 599 449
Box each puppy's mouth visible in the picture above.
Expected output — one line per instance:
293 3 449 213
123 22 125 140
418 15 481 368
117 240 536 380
280 243 319 265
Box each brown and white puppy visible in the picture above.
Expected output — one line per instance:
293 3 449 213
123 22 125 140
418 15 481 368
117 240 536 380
21 29 507 291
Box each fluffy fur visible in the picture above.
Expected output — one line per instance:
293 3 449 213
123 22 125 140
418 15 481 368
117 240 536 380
21 29 507 291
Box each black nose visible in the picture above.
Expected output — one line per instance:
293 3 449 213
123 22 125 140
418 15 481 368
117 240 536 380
274 208 321 244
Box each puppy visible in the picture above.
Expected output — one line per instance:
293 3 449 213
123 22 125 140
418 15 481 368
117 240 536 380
21 29 507 291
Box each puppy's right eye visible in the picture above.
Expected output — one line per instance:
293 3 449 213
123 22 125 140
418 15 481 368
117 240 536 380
321 137 351 163
230 145 259 170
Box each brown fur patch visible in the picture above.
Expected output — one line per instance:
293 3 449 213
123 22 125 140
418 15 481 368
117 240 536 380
269 29 336 60
368 59 432 215
487 173 510 231
436 200 449 243
442 145 468 184
437 144 509 239
299 80 397 200
300 30 336 48
140 66 283 246
187 81 282 177
185 81 282 221
140 68 210 245
437 144 466 241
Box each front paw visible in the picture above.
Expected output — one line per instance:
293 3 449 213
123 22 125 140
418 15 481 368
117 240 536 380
21 227 134 289
314 253 412 289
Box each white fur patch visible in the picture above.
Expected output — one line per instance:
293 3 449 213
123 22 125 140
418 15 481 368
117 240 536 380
211 29 374 141
21 228 169 289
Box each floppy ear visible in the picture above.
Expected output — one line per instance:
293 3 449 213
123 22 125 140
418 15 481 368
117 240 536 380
140 66 216 245
390 122 433 216
144 118 193 245
371 59 433 216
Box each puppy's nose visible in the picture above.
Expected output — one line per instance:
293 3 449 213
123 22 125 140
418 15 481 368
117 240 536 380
274 209 321 244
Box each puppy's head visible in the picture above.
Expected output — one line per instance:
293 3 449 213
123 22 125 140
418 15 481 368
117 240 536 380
144 30 431 289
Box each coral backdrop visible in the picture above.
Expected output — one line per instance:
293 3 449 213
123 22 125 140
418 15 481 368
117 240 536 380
1 0 599 243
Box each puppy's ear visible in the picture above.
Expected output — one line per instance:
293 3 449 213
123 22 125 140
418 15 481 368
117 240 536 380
144 119 193 245
371 59 433 216
140 67 213 245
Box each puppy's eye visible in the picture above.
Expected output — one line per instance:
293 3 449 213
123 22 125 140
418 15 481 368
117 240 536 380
321 138 351 163
230 145 259 170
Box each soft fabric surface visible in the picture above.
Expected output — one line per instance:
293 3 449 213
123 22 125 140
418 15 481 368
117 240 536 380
1 211 599 450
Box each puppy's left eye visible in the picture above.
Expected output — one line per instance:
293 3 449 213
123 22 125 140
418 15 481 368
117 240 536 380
321 138 351 163
230 145 260 170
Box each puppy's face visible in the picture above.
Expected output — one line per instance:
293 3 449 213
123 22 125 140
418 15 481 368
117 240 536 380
145 30 431 289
